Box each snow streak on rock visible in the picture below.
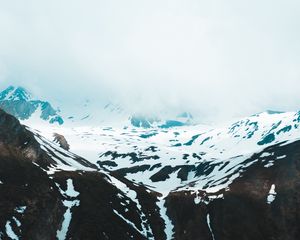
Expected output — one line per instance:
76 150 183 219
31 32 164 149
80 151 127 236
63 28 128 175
207 213 215 240
267 184 277 204
157 197 174 240
108 176 154 239
56 179 80 240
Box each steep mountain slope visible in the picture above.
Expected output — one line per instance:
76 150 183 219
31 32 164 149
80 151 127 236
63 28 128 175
164 139 300 240
1 85 300 239
0 109 166 240
0 86 63 125
1 108 300 239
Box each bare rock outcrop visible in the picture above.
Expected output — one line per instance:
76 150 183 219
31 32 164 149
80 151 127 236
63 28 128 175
53 133 70 151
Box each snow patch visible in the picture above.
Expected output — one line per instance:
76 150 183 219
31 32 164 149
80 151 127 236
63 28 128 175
56 179 80 240
15 206 26 214
207 213 215 240
12 217 21 228
65 179 80 197
264 161 274 168
5 221 19 240
260 152 272 158
267 184 277 204
57 199 80 240
157 197 174 240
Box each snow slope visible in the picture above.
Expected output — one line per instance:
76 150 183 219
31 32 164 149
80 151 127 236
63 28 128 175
24 110 300 197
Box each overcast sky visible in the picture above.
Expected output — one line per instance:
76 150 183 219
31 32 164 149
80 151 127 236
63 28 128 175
0 0 300 122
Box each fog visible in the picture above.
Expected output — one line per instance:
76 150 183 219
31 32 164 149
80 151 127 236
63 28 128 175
0 0 300 122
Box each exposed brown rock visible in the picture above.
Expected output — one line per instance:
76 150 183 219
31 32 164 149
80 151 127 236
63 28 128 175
53 133 70 151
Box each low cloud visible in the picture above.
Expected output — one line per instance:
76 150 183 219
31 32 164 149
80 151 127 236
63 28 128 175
0 0 300 122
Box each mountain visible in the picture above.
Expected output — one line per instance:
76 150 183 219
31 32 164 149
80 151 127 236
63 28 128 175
0 86 64 125
0 86 192 128
0 108 300 239
33 110 300 194
130 112 193 129
0 108 164 239
1 85 300 239
0 86 196 129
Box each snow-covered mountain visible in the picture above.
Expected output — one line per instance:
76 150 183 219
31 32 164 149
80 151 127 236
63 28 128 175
29 109 300 195
0 109 164 239
1 85 300 239
130 112 193 129
6 85 299 195
0 86 195 129
1 104 300 239
0 86 64 125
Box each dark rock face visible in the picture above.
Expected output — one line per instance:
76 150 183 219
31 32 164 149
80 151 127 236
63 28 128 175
165 192 213 240
209 142 300 240
165 141 300 240
52 171 148 240
0 155 64 240
0 109 161 239
0 109 64 239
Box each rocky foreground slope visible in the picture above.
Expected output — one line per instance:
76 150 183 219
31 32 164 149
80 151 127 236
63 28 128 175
0 109 163 240
0 109 300 239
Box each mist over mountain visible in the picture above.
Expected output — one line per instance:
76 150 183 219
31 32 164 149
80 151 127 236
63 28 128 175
0 1 300 239
0 0 300 122
1 85 300 239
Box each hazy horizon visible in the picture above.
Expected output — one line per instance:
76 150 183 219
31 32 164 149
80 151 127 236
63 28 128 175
0 0 300 122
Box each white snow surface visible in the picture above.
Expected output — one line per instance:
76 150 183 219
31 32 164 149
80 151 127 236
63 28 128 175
65 179 80 197
23 111 300 196
207 213 215 240
267 184 277 204
5 221 19 240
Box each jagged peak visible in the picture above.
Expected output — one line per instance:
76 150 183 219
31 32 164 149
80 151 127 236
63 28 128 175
0 86 32 101
0 86 64 125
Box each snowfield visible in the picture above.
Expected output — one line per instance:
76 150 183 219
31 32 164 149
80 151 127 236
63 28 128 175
23 110 300 197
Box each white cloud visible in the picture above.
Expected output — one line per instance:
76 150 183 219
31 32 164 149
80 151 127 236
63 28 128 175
0 0 300 122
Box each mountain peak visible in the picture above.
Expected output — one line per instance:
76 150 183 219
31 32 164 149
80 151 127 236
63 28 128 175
0 86 32 101
0 86 63 125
